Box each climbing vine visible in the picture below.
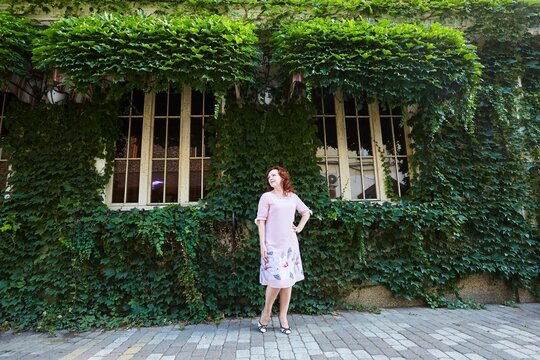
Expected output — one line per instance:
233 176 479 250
271 18 481 131
33 13 259 94
0 0 538 331
0 12 37 85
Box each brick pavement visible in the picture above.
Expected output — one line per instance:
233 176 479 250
0 304 539 359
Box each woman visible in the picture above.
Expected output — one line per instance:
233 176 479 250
254 166 311 335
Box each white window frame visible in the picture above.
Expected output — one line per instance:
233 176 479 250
105 85 211 209
318 90 413 201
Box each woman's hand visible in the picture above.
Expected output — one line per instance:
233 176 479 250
294 212 310 234
260 245 268 263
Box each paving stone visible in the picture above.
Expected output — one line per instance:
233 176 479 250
0 304 539 360
309 355 328 360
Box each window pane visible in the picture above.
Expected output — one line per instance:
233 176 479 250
129 118 143 158
345 118 359 155
313 88 323 114
315 118 338 163
151 160 165 203
313 88 341 198
202 160 211 199
326 159 341 199
112 160 126 203
345 97 378 201
381 105 402 117
344 97 356 116
315 118 325 145
393 117 407 156
323 90 335 114
205 92 215 115
166 160 179 202
345 97 373 159
188 91 213 202
168 92 181 116
190 118 203 157
359 118 373 156
155 91 168 116
126 160 140 202
344 97 369 117
151 87 186 203
113 90 145 204
203 126 211 157
188 159 211 202
380 105 409 198
386 157 410 197
349 159 363 200
349 158 377 200
119 89 145 116
313 88 335 115
167 118 180 158
131 89 145 115
191 90 204 115
116 119 129 158
189 159 203 201
380 117 395 156
119 95 131 116
381 106 405 157
153 118 166 158
397 158 411 195
324 117 338 150
318 159 341 199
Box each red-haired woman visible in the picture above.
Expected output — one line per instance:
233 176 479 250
254 166 311 335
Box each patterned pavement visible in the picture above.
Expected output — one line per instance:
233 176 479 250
0 304 539 359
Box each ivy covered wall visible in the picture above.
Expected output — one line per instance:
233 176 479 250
0 0 538 331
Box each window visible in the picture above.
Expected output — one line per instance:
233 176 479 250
313 89 411 200
379 106 411 197
107 86 215 207
111 89 144 203
0 92 13 190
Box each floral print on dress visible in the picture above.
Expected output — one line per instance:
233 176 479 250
260 247 303 287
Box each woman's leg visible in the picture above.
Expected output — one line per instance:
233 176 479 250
278 287 292 328
261 286 280 324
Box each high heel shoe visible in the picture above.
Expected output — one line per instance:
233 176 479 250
279 322 291 335
257 320 268 333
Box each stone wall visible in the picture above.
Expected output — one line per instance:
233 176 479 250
345 273 536 308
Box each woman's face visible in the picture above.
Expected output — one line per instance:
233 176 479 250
267 169 282 189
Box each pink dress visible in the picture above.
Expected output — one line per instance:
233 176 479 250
255 191 310 288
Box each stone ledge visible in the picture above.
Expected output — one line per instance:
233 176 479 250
346 284 425 308
345 273 537 308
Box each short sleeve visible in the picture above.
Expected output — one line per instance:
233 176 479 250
255 193 270 224
295 194 310 215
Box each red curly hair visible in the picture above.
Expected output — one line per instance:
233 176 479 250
265 166 295 194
